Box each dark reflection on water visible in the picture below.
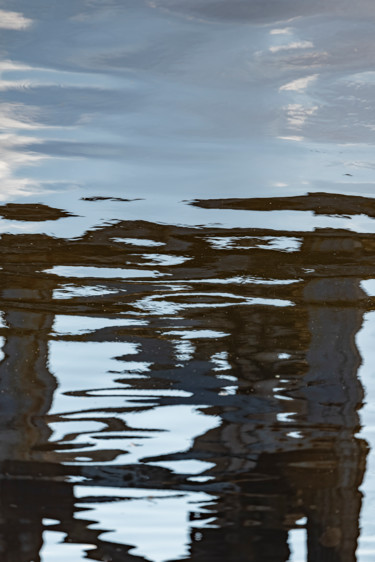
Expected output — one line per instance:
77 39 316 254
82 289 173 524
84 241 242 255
0 203 370 561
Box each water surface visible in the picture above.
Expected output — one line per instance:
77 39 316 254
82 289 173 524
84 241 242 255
0 1 375 560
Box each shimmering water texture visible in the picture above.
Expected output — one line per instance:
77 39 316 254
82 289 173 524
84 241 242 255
1 1 375 561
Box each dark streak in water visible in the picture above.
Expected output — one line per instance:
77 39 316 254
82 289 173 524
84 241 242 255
190 192 375 218
0 204 75 222
81 197 143 202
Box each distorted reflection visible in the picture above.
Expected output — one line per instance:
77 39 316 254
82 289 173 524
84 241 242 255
0 199 369 560
0 1 375 561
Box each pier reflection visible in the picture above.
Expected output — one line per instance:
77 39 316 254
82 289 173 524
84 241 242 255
0 199 370 560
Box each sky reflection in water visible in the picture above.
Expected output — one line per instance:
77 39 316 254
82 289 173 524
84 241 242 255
0 1 374 561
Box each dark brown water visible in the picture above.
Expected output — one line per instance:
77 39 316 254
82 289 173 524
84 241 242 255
0 1 375 561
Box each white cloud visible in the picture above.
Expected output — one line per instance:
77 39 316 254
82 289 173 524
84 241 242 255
278 135 303 142
286 103 319 128
0 132 47 199
270 28 292 35
280 74 318 92
270 41 314 53
0 9 33 30
0 102 55 130
0 60 32 72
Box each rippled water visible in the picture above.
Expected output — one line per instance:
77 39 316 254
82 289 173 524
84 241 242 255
1 1 375 560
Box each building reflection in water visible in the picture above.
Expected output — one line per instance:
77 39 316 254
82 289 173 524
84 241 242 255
0 197 370 561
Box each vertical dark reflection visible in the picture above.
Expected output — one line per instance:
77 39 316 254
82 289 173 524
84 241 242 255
0 231 65 562
0 271 56 461
301 270 365 561
186 288 366 562
0 225 151 562
182 201 369 562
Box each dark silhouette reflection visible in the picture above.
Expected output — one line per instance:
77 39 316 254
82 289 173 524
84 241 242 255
191 192 375 218
0 203 75 222
0 202 371 560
